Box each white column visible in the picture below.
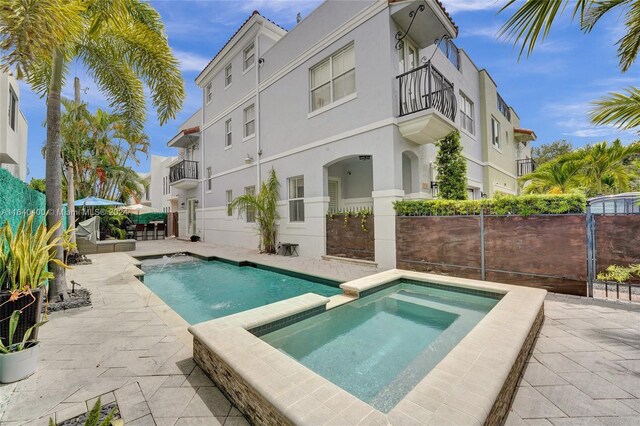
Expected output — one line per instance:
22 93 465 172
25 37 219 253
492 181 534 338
372 189 404 269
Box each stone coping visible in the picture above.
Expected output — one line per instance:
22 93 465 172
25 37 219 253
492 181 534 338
189 270 546 425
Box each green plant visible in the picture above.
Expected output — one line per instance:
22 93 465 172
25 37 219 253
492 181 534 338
231 168 280 254
393 193 586 216
435 131 467 200
99 208 129 240
327 207 373 232
0 310 47 354
597 264 640 283
0 214 68 299
49 397 115 426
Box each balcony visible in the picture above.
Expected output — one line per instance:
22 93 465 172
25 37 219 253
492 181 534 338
396 61 457 144
169 160 199 189
517 158 537 177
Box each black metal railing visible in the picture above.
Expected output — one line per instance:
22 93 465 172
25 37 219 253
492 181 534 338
497 93 511 122
397 61 457 121
169 160 198 183
516 158 537 177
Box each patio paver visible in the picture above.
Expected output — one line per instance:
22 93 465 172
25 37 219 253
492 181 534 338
1 239 638 424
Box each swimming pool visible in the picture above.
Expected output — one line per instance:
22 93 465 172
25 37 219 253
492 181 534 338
140 256 342 324
260 280 501 412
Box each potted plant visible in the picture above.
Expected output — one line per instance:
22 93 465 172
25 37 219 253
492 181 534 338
0 213 67 345
0 310 47 383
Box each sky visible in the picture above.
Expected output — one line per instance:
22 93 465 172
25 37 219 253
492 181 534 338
17 0 639 180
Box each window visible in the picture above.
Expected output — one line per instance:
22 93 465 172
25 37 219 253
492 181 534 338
205 83 212 104
225 119 232 147
245 186 255 223
310 44 355 112
244 105 255 138
460 92 474 135
243 42 255 71
206 167 212 191
162 176 168 195
225 64 232 87
491 117 501 149
467 188 475 200
226 190 233 216
8 85 17 131
288 176 304 222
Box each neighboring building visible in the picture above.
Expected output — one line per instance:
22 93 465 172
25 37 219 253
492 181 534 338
132 155 178 213
0 69 28 181
169 0 536 267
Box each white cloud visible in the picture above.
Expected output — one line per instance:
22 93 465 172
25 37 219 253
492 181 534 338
173 50 210 73
442 0 502 14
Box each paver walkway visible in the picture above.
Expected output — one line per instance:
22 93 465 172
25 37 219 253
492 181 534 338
1 239 639 425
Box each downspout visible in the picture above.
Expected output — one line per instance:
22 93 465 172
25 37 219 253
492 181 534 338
255 24 262 187
200 88 206 240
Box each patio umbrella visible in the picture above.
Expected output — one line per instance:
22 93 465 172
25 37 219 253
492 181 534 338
67 196 124 207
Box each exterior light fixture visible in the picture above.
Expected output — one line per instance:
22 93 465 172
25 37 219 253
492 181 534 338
244 154 253 164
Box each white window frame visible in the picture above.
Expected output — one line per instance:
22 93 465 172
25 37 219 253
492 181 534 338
460 92 474 136
225 119 232 147
206 166 212 192
491 116 501 150
205 83 212 105
244 186 255 223
309 43 356 113
288 176 305 223
243 105 255 139
225 64 232 87
243 42 255 72
226 190 233 217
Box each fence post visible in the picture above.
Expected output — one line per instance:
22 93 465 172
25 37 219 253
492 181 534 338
586 205 595 298
480 210 486 280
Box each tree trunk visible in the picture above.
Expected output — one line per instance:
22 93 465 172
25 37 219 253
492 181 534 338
46 49 69 301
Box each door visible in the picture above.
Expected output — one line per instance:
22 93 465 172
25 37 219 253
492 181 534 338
400 40 419 112
187 198 197 236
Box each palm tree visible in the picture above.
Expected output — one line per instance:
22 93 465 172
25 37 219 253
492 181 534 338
1 1 184 299
579 140 640 195
500 0 640 131
521 155 585 194
230 168 280 254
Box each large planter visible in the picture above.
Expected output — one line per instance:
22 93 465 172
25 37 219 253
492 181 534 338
0 288 44 346
0 342 39 383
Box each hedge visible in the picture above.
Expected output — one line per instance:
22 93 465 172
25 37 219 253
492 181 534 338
393 193 586 216
0 168 47 231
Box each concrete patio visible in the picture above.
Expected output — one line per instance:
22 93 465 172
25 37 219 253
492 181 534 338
1 239 639 425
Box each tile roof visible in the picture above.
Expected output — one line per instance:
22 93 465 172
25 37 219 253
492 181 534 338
195 11 285 83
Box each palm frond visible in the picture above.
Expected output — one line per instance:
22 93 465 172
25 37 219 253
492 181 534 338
499 0 591 59
590 86 640 130
617 0 640 71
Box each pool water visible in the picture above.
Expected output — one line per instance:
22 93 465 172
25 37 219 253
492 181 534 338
261 281 500 412
141 258 341 324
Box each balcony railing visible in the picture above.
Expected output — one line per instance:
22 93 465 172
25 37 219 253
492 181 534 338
517 158 537 177
169 160 198 183
397 61 457 121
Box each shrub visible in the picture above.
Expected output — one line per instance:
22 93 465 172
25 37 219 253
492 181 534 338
435 131 467 200
393 193 586 216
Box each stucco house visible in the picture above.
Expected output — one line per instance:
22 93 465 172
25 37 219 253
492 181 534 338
167 0 536 268
0 69 28 181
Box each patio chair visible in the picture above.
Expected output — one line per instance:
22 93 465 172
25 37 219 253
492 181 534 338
134 224 145 240
145 223 156 240
156 223 166 240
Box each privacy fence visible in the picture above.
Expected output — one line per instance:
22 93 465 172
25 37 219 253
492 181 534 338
0 168 46 231
394 194 640 297
326 209 374 261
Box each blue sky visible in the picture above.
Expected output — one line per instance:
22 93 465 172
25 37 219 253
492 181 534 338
18 0 638 180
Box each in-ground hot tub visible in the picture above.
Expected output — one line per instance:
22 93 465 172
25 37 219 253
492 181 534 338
190 270 545 425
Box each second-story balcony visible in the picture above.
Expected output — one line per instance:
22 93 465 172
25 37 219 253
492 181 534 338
517 158 537 177
396 61 457 145
169 160 199 190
